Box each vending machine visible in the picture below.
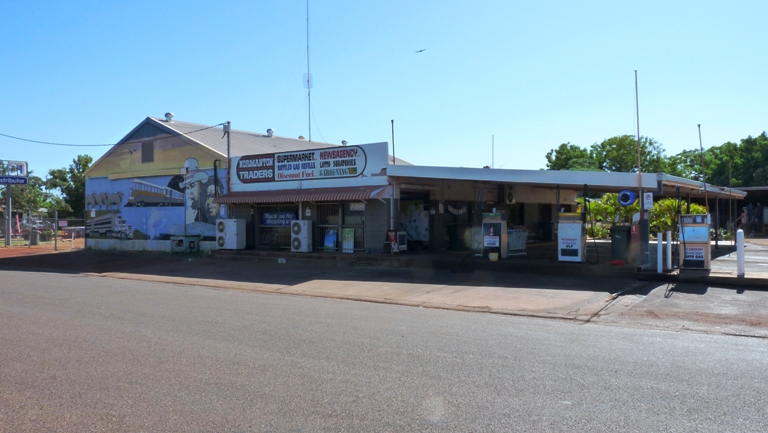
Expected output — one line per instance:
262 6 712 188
558 212 585 262
679 214 711 270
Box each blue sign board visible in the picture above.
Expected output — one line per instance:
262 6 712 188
0 176 28 185
0 160 27 177
262 211 297 226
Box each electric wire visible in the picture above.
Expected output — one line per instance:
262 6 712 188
0 122 227 148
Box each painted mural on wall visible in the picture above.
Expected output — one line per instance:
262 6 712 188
85 158 227 242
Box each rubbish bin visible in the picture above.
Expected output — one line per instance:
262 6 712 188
29 229 39 246
609 225 631 261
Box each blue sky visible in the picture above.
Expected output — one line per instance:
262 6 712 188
1 1 766 178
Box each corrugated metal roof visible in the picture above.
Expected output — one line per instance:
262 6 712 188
149 117 336 157
386 165 747 199
147 117 411 165
213 185 387 204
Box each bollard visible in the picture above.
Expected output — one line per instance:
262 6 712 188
665 231 672 271
657 232 663 273
736 229 745 278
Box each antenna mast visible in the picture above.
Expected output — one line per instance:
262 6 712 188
306 0 312 141
635 70 643 219
698 124 709 211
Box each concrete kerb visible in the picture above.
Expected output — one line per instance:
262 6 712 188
87 269 605 322
637 271 768 290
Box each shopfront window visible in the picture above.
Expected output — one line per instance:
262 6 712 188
256 204 298 250
317 202 365 252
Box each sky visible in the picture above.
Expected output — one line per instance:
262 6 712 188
1 0 766 179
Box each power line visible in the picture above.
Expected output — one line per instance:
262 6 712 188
0 122 227 147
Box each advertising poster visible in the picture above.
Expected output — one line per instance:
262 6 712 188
324 229 338 252
342 228 355 253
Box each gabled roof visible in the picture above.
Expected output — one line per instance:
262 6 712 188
87 117 409 177
148 117 334 157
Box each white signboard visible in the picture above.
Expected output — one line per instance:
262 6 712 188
558 221 584 262
683 246 705 261
643 192 653 210
230 142 390 192
235 146 367 184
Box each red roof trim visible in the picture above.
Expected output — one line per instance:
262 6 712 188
213 185 387 204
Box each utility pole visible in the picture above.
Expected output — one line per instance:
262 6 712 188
4 185 10 247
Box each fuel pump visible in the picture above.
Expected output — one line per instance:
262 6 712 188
679 214 711 270
481 213 508 259
558 212 585 262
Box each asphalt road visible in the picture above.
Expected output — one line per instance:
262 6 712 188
2 270 768 432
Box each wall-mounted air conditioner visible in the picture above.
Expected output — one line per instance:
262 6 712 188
290 220 312 252
216 218 246 249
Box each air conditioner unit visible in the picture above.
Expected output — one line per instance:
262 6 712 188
290 220 312 252
216 218 246 249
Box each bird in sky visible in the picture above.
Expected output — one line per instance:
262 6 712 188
415 49 426 53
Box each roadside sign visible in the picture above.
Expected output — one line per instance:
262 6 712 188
0 176 28 185
58 220 68 227
0 160 28 176
643 192 653 210
0 160 29 185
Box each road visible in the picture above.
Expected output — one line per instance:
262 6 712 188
2 270 767 432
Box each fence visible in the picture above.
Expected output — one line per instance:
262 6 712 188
1 218 86 250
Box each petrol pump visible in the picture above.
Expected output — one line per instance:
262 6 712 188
558 212 585 262
481 213 508 259
678 214 711 270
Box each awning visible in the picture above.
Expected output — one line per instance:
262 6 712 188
213 185 388 204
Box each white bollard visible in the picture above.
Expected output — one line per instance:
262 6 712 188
665 231 672 270
736 229 745 278
657 232 663 273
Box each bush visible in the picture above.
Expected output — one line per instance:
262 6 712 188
586 223 610 239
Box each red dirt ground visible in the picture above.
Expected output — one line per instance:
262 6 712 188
0 238 86 258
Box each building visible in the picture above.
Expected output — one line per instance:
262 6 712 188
87 115 747 256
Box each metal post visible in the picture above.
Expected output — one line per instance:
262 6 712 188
665 230 672 270
225 122 231 195
714 197 719 249
391 120 396 165
657 232 663 273
4 185 10 247
736 229 745 278
54 210 58 252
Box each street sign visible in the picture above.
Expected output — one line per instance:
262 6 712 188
643 192 653 210
0 176 28 185
0 160 28 177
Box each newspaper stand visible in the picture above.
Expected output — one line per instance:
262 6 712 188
507 229 528 257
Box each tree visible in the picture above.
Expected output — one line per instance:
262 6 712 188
689 132 768 188
545 143 598 171
590 135 669 173
666 149 704 180
649 198 706 236
46 155 92 218
0 173 47 218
